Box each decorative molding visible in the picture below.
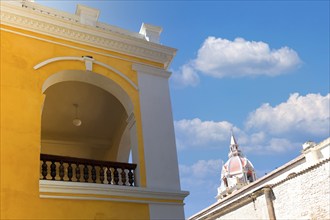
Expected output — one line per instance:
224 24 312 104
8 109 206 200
132 63 172 79
34 56 138 90
40 195 185 206
139 23 162 44
0 1 176 69
1 27 153 74
75 4 100 27
83 56 94 71
39 180 189 204
34 56 85 70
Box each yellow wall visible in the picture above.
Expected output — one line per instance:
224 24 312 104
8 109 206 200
0 24 155 219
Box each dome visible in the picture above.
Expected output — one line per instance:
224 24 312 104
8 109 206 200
224 156 248 175
221 155 255 179
217 133 257 199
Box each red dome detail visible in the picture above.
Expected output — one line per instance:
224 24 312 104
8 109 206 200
224 156 248 174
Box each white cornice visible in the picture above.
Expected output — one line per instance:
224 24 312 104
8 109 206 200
39 180 189 204
0 1 176 69
132 63 172 79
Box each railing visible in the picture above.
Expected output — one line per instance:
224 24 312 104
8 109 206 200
40 154 137 186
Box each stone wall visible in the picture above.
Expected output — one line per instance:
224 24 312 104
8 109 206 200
216 160 330 220
217 194 268 219
272 160 330 220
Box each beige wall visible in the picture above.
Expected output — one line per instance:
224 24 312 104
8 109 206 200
216 161 330 220
217 194 268 220
272 161 330 220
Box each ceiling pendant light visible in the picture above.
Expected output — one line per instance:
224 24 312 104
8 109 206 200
72 104 82 127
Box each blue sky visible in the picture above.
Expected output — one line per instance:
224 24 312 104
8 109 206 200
36 1 330 218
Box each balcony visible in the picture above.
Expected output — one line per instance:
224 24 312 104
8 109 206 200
40 154 137 186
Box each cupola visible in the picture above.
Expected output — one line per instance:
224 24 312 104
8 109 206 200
217 133 257 200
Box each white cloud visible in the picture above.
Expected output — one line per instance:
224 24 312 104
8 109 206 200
194 37 301 78
171 64 200 88
243 137 301 154
171 37 301 87
246 93 330 137
180 159 221 179
174 118 300 154
174 93 329 154
174 118 238 150
179 159 221 188
249 132 266 145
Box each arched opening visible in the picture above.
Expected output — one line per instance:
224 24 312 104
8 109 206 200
41 80 127 161
40 70 138 186
247 171 254 183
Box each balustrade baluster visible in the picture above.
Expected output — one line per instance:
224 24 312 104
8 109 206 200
128 169 134 186
50 161 56 180
91 165 96 183
76 163 81 182
40 154 136 187
41 160 48 180
121 168 126 186
68 163 73 181
114 168 119 185
99 166 104 184
83 164 89 182
106 167 112 184
59 161 64 181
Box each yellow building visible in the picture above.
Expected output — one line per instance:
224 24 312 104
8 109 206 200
0 1 188 219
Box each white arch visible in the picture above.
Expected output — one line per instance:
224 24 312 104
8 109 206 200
35 56 138 90
42 70 134 115
41 69 140 184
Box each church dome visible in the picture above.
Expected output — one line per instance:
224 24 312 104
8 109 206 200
224 156 248 175
217 133 257 199
222 155 255 180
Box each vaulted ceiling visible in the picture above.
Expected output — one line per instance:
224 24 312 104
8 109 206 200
41 81 127 148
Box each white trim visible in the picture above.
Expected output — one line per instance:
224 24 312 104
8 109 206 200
139 23 162 44
149 203 186 220
75 4 100 27
0 27 156 70
40 195 185 206
39 180 189 204
93 60 138 90
34 56 138 90
34 56 84 70
41 70 134 120
132 63 171 79
136 67 182 191
0 1 176 69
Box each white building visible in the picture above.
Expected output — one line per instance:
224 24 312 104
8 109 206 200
189 137 330 220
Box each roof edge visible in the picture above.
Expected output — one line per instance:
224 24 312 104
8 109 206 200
0 1 177 69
